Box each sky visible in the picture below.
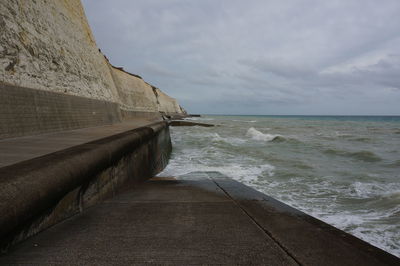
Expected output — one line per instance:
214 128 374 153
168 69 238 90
81 0 400 115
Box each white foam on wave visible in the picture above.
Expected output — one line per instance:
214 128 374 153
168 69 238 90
275 177 400 257
318 210 400 257
251 171 400 257
246 127 280 141
348 181 400 199
349 181 381 198
160 159 275 183
206 132 223 142
199 132 247 145
159 130 275 182
352 226 400 257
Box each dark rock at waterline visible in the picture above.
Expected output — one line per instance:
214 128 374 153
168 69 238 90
271 136 286 142
170 120 215 127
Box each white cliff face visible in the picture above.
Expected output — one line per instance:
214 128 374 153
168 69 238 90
0 0 119 102
154 88 183 114
109 67 185 114
109 66 159 113
0 0 185 115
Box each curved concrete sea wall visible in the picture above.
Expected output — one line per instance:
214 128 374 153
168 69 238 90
0 121 172 251
0 0 186 139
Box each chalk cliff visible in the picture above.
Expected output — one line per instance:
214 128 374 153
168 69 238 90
0 0 185 128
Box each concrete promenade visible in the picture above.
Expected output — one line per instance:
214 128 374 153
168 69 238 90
0 117 158 168
1 172 398 265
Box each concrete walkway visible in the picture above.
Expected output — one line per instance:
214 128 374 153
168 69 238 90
0 118 159 168
1 172 398 265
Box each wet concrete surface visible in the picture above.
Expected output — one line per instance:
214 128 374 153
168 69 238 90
0 118 158 168
1 172 398 265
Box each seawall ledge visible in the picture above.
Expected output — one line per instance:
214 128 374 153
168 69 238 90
0 120 172 251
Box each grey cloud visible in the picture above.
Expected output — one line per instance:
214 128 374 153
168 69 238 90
140 63 179 78
237 58 315 79
82 0 400 115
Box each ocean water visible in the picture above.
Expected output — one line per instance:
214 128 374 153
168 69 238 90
159 115 400 257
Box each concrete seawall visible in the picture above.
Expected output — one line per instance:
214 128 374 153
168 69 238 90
0 83 186 139
0 121 171 251
0 83 121 139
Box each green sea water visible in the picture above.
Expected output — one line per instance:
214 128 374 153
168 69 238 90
160 115 400 257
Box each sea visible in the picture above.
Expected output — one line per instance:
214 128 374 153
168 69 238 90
159 115 400 257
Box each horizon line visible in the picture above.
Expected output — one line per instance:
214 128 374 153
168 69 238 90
192 114 400 117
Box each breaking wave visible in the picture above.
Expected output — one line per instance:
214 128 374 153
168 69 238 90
203 132 246 146
161 158 275 184
246 127 283 142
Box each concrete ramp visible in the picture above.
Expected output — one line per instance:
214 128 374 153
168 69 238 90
1 172 398 265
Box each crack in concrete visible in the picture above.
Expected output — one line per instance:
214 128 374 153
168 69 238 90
211 177 303 266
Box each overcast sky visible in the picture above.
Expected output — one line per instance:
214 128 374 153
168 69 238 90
82 0 400 115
